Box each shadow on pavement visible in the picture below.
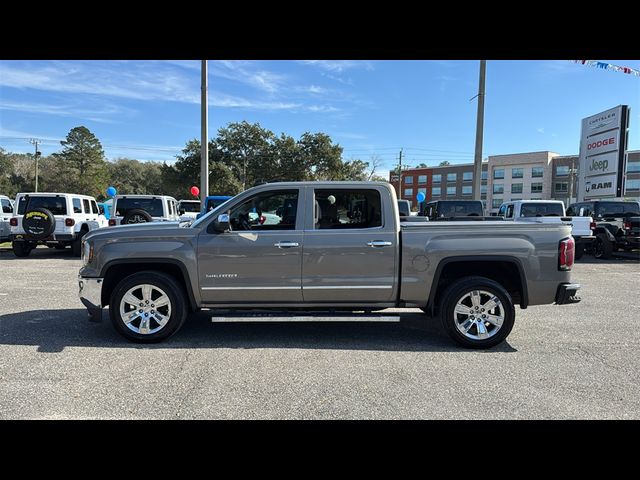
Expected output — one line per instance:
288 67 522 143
0 246 79 261
577 250 640 264
0 308 517 354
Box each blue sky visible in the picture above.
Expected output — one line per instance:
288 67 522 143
1 59 638 177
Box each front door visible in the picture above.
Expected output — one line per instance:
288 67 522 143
197 189 303 304
302 187 398 303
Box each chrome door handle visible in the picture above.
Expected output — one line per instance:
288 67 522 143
367 241 393 247
274 241 300 248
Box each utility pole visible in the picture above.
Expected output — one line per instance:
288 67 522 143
200 60 209 211
567 157 576 207
396 148 403 198
472 60 486 202
29 138 41 192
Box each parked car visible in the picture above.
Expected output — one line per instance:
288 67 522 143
109 195 180 226
567 200 640 259
79 181 580 349
1 194 15 243
177 200 202 221
97 202 111 220
195 195 233 219
420 200 502 222
9 192 107 257
497 200 595 260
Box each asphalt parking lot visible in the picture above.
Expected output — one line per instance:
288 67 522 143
1 246 639 419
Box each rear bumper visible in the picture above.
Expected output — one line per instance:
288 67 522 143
10 233 74 242
573 235 595 246
78 276 104 322
555 283 581 305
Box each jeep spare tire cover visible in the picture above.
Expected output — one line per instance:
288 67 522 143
22 207 56 239
122 208 153 224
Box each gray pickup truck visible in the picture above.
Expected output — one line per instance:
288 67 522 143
78 181 581 348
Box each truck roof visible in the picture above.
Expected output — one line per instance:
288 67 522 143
506 200 564 204
16 192 97 199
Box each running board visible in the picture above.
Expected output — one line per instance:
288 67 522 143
210 311 401 323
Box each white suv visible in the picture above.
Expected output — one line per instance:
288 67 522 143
1 194 15 243
109 194 180 226
10 192 108 257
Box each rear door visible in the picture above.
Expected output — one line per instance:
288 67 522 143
302 186 398 303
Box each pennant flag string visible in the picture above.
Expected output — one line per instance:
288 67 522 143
570 60 640 77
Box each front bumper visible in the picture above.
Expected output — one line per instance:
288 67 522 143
78 276 104 322
555 283 581 305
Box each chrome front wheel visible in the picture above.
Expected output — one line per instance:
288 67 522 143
119 284 172 335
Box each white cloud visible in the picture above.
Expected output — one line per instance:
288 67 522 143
537 127 545 134
300 60 374 73
0 99 133 123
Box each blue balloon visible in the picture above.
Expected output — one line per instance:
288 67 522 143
106 186 117 197
416 192 426 203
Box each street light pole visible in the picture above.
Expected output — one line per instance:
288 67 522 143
29 139 41 192
200 60 209 211
472 60 486 202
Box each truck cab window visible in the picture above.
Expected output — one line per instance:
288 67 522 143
314 189 382 229
228 190 298 231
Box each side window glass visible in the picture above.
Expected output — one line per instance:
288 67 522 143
506 204 514 218
498 204 507 216
314 189 382 229
73 198 82 214
82 199 90 213
91 201 99 214
228 190 298 231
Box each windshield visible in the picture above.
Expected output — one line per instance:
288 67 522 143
190 197 234 228
520 203 564 217
179 201 201 213
114 198 164 217
438 202 483 217
17 195 68 215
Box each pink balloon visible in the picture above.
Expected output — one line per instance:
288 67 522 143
190 186 200 196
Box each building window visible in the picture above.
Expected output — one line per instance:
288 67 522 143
463 171 473 181
446 186 456 195
554 182 568 193
418 175 427 184
404 188 413 197
462 185 472 195
492 198 503 209
531 183 543 193
417 187 427 197
432 174 441 183
626 179 640 190
556 166 569 176
532 167 544 178
511 183 523 194
627 161 640 173
493 184 504 194
432 187 441 196
480 184 487 194
512 168 523 179
447 173 457 182
481 170 488 181
494 168 504 179
404 176 413 184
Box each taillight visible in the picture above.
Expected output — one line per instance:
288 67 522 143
590 221 597 232
624 220 632 230
559 237 575 271
9 217 18 226
65 218 75 227
108 219 116 226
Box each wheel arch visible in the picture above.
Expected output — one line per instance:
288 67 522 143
426 255 528 315
100 258 197 311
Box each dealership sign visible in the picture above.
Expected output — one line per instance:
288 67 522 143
577 105 630 201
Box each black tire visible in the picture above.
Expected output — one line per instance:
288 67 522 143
439 276 515 349
594 233 613 259
574 244 584 260
22 207 56 239
122 209 153 224
109 271 188 343
71 228 88 257
12 241 33 257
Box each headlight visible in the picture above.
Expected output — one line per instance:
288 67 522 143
82 240 93 265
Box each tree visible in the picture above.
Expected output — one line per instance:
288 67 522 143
416 163 428 168
108 158 164 197
341 159 370 181
298 132 343 180
439 160 451 166
50 126 109 197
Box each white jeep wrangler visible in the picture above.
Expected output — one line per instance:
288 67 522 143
10 192 107 257
109 194 180 226
1 194 14 243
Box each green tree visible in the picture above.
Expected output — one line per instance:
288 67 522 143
50 126 108 196
298 132 343 180
108 158 164 197
439 160 451 166
416 163 428 168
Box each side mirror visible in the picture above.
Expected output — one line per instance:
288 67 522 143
214 213 230 232
579 207 584 216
